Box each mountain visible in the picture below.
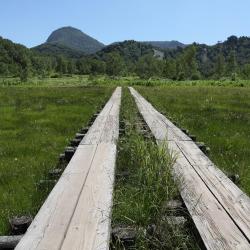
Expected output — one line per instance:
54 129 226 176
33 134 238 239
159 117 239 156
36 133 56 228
0 36 32 76
96 40 154 62
196 36 250 65
163 35 250 77
143 41 186 50
38 26 105 55
195 36 250 77
32 43 85 58
32 27 185 58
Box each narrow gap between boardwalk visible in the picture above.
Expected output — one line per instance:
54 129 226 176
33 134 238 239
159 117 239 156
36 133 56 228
110 87 202 250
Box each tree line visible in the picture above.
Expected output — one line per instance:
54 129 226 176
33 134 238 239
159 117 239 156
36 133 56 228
1 36 250 81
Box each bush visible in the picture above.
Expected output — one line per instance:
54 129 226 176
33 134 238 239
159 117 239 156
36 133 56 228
50 74 60 78
231 72 237 81
19 68 29 82
191 72 201 80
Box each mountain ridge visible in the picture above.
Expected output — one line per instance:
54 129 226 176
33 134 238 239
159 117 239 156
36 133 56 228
41 26 105 54
142 40 186 49
33 26 186 56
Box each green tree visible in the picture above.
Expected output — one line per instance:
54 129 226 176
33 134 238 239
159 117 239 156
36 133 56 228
136 55 161 79
175 58 185 80
0 62 8 75
241 64 250 79
163 59 177 79
90 59 106 75
56 56 67 75
67 60 76 75
214 53 225 78
18 53 30 82
226 50 237 76
105 52 124 76
182 45 200 79
76 58 91 75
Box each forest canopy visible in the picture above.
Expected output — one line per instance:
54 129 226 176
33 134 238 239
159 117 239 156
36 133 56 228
1 35 250 81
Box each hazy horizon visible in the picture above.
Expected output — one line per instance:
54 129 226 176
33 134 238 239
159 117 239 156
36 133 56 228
1 0 249 48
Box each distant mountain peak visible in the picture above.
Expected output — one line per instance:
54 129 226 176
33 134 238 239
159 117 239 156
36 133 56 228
45 26 105 54
33 27 186 58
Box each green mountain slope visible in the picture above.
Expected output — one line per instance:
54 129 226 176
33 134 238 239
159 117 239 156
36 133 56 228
32 43 85 58
143 40 186 49
96 40 154 62
46 26 105 54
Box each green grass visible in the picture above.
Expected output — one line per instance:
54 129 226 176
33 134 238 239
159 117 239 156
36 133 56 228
111 88 200 249
137 86 250 195
1 80 249 248
0 75 91 87
0 85 113 234
1 75 250 88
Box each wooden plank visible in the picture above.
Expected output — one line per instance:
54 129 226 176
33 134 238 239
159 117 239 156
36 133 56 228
129 87 190 141
176 140 250 240
167 141 250 250
81 87 121 145
15 145 98 250
99 114 119 143
100 88 121 143
134 89 191 141
61 143 116 250
129 87 250 250
16 87 122 250
139 93 250 239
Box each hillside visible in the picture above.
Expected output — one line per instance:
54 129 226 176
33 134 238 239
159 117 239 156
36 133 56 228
195 36 250 77
162 35 250 77
0 36 34 76
143 40 186 49
196 36 250 74
44 26 105 54
32 43 85 58
96 40 154 62
1 32 250 80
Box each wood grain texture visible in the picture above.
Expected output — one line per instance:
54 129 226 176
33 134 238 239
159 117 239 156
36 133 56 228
176 140 250 240
16 87 121 250
129 87 190 141
15 145 98 250
61 143 116 250
81 87 121 145
129 87 250 250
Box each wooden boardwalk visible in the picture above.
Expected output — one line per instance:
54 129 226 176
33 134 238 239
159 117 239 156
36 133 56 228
15 87 121 250
129 87 250 250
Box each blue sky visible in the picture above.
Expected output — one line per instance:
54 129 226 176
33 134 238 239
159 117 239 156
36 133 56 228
0 0 249 48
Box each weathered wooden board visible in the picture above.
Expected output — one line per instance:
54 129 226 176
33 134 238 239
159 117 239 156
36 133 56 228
100 88 121 144
61 143 116 250
16 87 122 250
81 87 121 145
167 141 249 250
129 87 191 141
176 140 250 240
15 145 98 250
129 87 250 250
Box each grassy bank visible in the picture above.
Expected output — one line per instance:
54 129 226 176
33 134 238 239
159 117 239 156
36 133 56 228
137 86 250 195
111 88 200 249
0 86 113 234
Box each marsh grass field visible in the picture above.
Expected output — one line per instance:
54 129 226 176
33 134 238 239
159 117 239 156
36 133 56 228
138 86 250 194
0 85 113 234
1 75 250 88
0 77 249 247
